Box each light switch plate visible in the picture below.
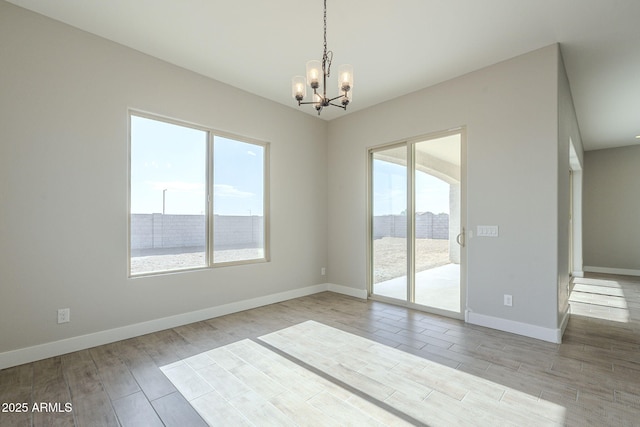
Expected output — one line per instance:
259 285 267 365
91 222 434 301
477 225 499 237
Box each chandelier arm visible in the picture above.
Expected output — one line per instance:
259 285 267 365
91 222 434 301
298 100 324 106
328 103 347 110
326 93 347 103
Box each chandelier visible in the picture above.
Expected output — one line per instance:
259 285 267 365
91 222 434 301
291 0 353 115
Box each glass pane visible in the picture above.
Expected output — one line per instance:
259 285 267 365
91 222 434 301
414 134 461 312
213 136 265 263
130 115 207 275
372 146 408 300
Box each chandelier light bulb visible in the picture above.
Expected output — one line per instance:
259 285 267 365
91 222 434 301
292 76 306 101
306 60 322 89
338 64 353 92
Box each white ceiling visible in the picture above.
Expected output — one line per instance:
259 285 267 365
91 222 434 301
7 0 640 151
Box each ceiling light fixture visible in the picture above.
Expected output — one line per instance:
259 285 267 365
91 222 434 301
291 0 353 116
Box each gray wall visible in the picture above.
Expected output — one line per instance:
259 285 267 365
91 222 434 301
0 1 328 355
557 50 585 320
328 44 571 334
584 145 640 273
0 0 585 358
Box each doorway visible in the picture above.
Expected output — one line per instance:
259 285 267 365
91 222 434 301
369 130 466 317
569 139 583 279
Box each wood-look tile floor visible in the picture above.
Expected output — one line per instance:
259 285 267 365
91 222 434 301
161 337 415 426
1 272 639 426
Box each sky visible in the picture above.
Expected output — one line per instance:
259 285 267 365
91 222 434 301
130 115 264 216
373 159 450 216
130 115 448 217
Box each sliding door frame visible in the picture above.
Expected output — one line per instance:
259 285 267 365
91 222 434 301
367 128 467 320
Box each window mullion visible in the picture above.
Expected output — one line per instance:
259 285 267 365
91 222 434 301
207 131 214 267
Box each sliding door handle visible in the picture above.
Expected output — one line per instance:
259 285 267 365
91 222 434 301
456 227 465 247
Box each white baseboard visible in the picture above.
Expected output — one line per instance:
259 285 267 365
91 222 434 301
466 311 563 344
0 284 328 370
327 283 368 299
584 266 640 277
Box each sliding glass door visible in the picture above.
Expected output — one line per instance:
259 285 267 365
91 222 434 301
413 135 462 312
371 144 408 300
369 131 465 317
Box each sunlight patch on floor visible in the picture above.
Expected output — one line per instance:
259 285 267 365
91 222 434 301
569 278 637 324
162 321 566 426
160 338 411 426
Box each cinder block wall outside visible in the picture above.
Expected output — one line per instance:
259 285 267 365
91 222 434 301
131 213 446 253
131 214 263 251
372 213 449 239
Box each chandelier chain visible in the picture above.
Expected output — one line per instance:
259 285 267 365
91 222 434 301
323 0 327 54
322 0 332 77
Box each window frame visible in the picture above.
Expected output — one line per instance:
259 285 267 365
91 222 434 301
127 110 270 277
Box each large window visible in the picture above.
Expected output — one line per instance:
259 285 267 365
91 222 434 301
129 112 269 276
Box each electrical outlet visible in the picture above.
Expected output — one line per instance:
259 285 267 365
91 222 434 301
321 267 326 276
57 308 70 324
503 295 513 307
